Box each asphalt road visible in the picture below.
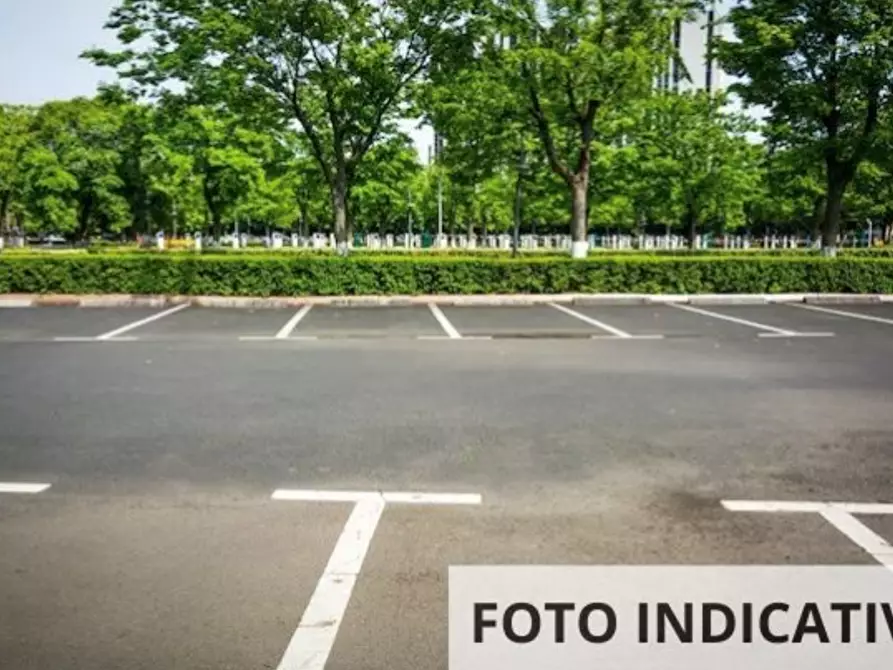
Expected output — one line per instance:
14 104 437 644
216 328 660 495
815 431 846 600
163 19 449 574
1 303 893 669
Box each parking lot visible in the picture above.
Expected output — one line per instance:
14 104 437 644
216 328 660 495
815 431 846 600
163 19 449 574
2 300 893 669
2 300 893 342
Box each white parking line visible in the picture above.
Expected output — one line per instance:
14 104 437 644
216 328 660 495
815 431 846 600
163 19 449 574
275 305 314 339
722 499 893 572
820 507 893 570
668 303 835 337
0 482 52 494
722 500 893 515
273 488 481 670
549 303 632 338
671 303 796 335
792 303 893 326
94 304 190 340
428 304 462 339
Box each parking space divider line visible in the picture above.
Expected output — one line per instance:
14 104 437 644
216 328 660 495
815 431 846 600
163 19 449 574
428 303 462 339
820 508 893 570
276 496 386 670
670 303 796 335
95 304 190 340
791 303 893 326
0 482 52 494
275 305 314 339
273 489 481 670
723 499 893 573
549 303 632 338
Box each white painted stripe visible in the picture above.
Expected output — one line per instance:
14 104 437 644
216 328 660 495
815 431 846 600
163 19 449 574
670 303 796 335
0 482 51 494
550 303 631 337
275 305 313 339
722 500 893 515
95 304 189 340
793 303 893 326
272 489 483 506
757 332 835 339
428 303 462 339
275 496 386 670
0 300 34 308
382 491 482 505
722 500 829 513
820 508 893 571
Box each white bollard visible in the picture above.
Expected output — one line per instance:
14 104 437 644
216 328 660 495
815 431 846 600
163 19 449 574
240 233 249 249
272 232 283 249
291 233 299 248
0 236 4 251
571 240 589 258
156 231 165 250
194 232 203 252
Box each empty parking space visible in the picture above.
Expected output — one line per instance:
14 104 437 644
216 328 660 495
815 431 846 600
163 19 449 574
440 305 603 337
0 307 167 340
793 302 893 328
676 303 836 336
570 304 763 338
296 305 443 338
0 492 345 670
121 306 302 340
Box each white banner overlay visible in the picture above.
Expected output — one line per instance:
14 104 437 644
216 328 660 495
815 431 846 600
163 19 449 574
449 566 893 670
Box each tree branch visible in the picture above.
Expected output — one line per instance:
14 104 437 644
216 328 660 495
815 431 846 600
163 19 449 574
523 64 572 183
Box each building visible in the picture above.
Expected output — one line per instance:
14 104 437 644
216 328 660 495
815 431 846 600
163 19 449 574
660 0 731 94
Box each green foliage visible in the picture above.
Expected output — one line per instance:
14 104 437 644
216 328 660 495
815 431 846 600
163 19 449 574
3 254 892 296
88 0 470 246
718 0 893 246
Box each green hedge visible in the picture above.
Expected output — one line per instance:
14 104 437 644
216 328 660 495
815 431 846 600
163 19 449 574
2 253 893 295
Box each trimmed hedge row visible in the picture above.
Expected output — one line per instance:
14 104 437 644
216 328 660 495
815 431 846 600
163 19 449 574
2 253 893 295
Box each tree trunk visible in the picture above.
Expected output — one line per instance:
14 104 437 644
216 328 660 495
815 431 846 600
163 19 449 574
512 172 523 258
332 167 349 255
822 173 847 256
0 190 10 237
77 196 94 241
570 176 588 258
210 208 223 239
685 201 698 249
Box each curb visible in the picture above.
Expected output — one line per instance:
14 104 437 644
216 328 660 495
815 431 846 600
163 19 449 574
1 293 892 308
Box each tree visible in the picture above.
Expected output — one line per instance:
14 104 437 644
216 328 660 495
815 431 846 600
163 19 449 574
718 0 893 253
88 0 469 253
352 133 421 234
19 99 130 239
630 91 762 244
468 0 695 257
0 105 37 235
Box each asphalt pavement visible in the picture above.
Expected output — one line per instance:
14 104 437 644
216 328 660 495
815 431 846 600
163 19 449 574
1 301 893 669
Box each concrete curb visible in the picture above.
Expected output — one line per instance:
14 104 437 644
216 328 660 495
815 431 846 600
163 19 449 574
1 293 892 308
